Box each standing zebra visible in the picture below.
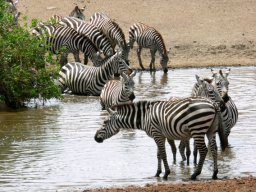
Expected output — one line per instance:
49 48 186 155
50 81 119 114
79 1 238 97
95 98 227 180
89 12 129 63
32 23 102 67
100 71 136 110
211 69 238 144
59 16 114 64
58 51 131 96
128 22 169 73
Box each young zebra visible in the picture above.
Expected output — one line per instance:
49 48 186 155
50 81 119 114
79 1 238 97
89 12 129 63
128 22 169 73
58 51 131 96
31 23 102 67
100 71 136 110
211 69 238 144
95 98 228 180
59 16 114 64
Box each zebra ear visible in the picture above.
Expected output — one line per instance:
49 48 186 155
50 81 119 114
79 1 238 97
195 75 203 84
211 69 218 78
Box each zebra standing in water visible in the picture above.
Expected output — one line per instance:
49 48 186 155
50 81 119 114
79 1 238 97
31 24 102 67
59 16 114 64
100 71 136 110
211 69 238 144
89 12 129 63
58 51 131 96
95 98 227 180
128 22 169 73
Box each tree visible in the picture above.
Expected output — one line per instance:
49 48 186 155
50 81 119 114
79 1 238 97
0 0 61 108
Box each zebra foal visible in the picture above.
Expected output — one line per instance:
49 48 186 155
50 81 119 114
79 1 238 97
100 70 136 110
95 98 228 180
58 51 131 96
128 22 169 73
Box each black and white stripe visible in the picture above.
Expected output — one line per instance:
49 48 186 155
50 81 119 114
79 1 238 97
32 23 102 67
128 22 169 73
100 71 136 110
89 12 129 62
95 98 227 180
59 16 114 63
58 51 130 96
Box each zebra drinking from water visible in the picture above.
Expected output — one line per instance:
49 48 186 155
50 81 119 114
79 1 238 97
59 16 114 64
32 23 102 67
58 51 131 96
89 12 129 63
100 71 136 110
128 22 169 73
95 97 228 180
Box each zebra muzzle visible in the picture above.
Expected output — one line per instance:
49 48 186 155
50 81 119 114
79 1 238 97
94 134 104 143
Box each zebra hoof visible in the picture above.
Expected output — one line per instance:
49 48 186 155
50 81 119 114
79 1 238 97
155 170 161 177
190 171 200 180
163 170 170 180
212 170 218 180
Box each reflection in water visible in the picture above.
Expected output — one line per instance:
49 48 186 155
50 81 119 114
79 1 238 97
0 66 255 191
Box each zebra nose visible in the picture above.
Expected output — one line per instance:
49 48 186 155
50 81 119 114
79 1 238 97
163 68 168 73
129 93 135 101
94 135 104 143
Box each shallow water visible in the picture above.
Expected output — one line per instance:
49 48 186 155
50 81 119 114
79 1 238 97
0 66 255 192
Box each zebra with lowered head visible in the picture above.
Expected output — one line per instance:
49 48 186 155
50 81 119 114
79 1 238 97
58 51 131 96
59 16 115 64
100 70 136 110
31 23 102 67
95 97 228 180
89 12 129 63
128 22 169 73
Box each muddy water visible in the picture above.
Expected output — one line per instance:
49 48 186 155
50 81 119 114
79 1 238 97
0 66 255 192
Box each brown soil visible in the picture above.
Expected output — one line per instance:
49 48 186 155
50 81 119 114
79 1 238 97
16 1 256 191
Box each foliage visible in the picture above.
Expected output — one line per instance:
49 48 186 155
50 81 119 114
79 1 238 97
0 0 61 108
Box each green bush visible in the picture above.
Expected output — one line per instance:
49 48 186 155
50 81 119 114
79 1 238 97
0 0 61 108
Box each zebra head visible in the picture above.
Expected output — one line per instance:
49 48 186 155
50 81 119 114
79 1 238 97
112 50 131 75
120 70 136 101
211 68 230 98
195 75 225 110
95 108 120 143
160 54 169 73
69 5 86 20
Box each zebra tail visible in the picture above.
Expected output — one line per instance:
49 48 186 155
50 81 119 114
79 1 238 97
217 111 228 151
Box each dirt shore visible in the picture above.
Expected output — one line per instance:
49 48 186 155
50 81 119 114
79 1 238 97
16 1 256 191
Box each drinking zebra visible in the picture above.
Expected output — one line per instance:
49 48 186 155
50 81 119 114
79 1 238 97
58 51 131 96
59 16 114 64
89 12 129 63
100 71 136 110
31 23 102 67
95 98 227 180
128 22 169 73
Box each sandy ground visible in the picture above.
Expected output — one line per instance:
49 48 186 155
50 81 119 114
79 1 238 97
15 1 256 191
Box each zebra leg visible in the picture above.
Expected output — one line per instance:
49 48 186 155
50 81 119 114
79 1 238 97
60 53 68 67
178 140 186 162
155 148 162 177
84 53 88 65
193 141 198 165
185 140 191 166
167 139 177 164
191 136 208 180
73 52 81 63
208 134 218 179
149 49 157 71
154 137 170 180
137 47 145 70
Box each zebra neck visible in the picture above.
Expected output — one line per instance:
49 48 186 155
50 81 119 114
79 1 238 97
99 57 117 79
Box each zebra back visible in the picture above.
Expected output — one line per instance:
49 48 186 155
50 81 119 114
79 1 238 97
90 12 129 61
59 16 114 57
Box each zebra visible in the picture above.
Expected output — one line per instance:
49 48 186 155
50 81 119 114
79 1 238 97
128 22 169 73
95 98 228 180
31 23 102 67
50 5 86 23
59 16 114 64
211 68 238 144
5 0 20 24
58 51 131 96
100 70 136 110
89 12 129 63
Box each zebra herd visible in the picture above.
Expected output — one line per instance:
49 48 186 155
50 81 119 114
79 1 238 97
30 5 238 180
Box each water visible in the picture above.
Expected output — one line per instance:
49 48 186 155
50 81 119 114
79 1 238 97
0 66 255 192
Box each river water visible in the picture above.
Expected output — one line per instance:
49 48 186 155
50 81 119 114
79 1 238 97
0 66 255 192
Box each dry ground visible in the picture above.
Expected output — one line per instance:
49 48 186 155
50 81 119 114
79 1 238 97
16 1 256 191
